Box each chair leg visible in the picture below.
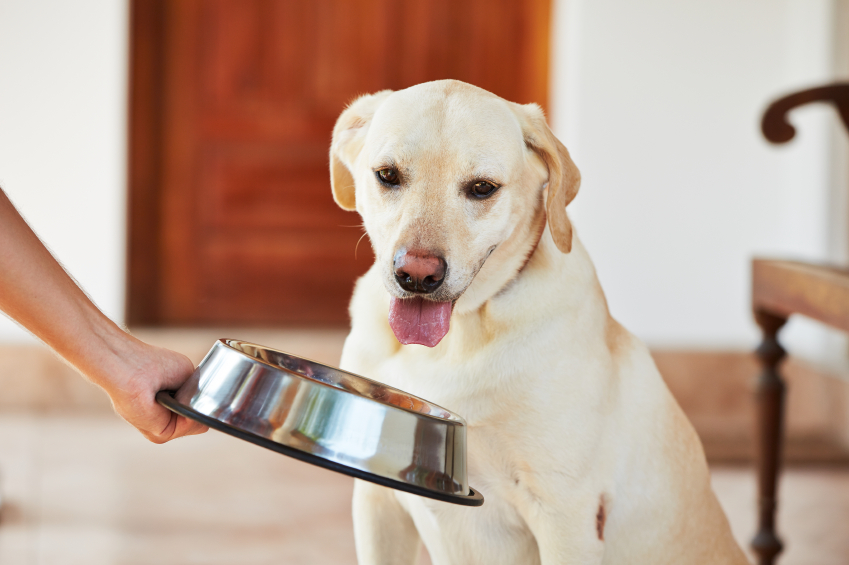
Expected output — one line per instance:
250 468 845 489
751 309 788 565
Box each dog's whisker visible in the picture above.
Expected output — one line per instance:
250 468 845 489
354 230 369 260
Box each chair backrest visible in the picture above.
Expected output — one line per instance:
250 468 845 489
762 82 849 145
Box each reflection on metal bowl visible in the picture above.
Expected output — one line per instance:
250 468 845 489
157 339 483 506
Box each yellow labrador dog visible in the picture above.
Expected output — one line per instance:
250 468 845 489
330 80 747 565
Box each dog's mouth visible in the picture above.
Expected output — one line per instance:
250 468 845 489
386 245 498 348
388 297 454 348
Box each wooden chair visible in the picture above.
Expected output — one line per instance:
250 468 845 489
751 82 849 565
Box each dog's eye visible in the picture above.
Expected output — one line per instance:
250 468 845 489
377 168 400 186
471 180 498 198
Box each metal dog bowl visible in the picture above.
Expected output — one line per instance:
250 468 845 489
156 339 483 506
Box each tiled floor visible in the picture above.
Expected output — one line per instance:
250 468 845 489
0 411 848 564
0 413 357 565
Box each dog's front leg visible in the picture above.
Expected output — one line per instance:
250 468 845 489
527 498 606 565
353 479 422 565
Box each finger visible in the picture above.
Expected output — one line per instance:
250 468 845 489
172 415 208 439
145 410 179 444
147 413 208 443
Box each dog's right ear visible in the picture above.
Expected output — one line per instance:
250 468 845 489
329 91 393 211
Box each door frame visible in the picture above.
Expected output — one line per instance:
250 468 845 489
127 0 167 325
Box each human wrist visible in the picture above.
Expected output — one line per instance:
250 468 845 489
62 303 142 392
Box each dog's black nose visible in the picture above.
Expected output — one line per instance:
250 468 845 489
393 250 447 294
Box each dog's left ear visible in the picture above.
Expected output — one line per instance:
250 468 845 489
329 90 393 211
512 103 581 254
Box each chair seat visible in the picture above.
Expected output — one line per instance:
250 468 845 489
753 259 849 333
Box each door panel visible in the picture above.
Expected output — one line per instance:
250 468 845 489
128 0 551 325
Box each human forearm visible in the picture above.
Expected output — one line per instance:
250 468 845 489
0 188 115 363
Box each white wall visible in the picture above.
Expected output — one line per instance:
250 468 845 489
551 0 848 359
0 0 128 342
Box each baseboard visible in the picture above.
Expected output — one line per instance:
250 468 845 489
0 344 112 413
654 350 849 463
2 339 848 463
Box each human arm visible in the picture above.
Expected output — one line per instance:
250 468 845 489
0 187 206 442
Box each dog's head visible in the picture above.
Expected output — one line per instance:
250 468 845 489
330 80 580 347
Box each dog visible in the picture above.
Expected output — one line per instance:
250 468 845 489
329 80 748 565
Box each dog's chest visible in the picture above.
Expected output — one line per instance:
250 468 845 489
371 336 550 419
362 349 553 563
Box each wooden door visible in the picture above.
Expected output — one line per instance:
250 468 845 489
128 0 551 326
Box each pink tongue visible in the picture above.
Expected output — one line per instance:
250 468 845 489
388 297 452 347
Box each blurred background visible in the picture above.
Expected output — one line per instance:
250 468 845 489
1 0 849 563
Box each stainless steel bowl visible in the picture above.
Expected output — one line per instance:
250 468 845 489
157 339 483 506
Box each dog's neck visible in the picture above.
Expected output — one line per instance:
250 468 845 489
516 207 547 276
442 226 612 371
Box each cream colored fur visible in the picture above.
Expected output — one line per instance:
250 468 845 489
330 80 748 565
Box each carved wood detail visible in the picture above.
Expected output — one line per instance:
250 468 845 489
761 82 849 144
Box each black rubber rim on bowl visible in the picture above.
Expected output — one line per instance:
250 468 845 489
157 391 484 507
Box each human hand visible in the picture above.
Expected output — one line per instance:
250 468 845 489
87 332 209 443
